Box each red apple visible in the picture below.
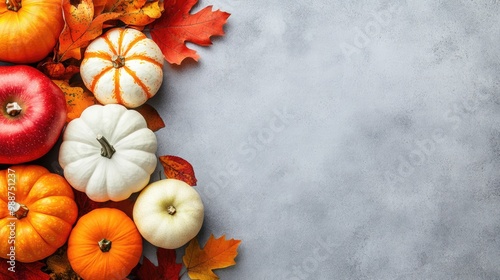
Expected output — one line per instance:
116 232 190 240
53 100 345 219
0 65 67 164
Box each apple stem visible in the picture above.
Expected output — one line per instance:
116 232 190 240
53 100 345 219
96 135 116 159
6 102 22 116
111 55 125 68
98 238 112 252
167 205 176 215
5 0 21 11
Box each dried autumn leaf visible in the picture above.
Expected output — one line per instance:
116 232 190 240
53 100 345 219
134 104 166 132
0 260 49 280
37 58 80 80
150 0 230 65
137 248 182 280
93 0 110 15
45 248 81 280
57 0 122 61
106 0 163 27
159 155 197 186
52 80 98 122
183 235 241 280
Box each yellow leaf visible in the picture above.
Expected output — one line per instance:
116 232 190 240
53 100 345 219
183 234 241 280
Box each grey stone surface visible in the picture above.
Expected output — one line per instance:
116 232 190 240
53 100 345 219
3 0 499 279
148 1 500 279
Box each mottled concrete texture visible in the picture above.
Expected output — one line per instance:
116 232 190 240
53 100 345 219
150 1 500 279
144 0 500 279
3 0 497 279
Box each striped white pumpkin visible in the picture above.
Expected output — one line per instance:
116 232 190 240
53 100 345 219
80 28 164 108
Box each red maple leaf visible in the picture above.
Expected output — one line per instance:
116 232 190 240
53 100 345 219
149 0 230 65
0 260 49 280
137 248 182 280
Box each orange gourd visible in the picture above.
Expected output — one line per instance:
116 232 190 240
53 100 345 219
0 165 78 263
67 208 143 280
0 0 64 63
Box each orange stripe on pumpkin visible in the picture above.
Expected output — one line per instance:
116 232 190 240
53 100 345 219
117 29 126 54
114 69 124 104
126 54 163 68
103 32 118 56
123 66 152 99
84 51 112 61
121 34 147 57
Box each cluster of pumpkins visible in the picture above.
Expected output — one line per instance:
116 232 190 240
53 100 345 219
0 2 204 279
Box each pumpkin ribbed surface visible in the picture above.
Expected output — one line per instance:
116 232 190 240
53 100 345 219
68 208 143 280
0 0 64 63
0 165 78 263
80 28 164 108
58 104 158 202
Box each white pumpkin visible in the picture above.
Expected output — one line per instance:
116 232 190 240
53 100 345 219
80 28 164 108
133 179 204 249
58 104 158 202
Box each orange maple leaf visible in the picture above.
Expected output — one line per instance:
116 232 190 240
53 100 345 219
159 155 197 186
149 0 230 65
183 234 241 280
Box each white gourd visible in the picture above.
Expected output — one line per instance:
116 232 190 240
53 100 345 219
58 104 158 202
80 28 164 108
133 179 204 249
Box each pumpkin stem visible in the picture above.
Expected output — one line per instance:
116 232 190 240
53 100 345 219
10 202 29 219
98 238 112 252
111 55 125 68
167 205 176 215
6 102 22 116
96 135 116 159
5 0 21 11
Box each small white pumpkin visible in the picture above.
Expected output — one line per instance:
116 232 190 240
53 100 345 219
80 28 164 108
58 104 158 202
133 179 204 249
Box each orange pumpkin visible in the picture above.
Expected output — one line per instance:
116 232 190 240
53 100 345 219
67 208 143 280
0 0 64 63
0 165 78 263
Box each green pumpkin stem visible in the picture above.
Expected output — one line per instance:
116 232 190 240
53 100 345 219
96 135 116 159
5 0 21 11
98 238 112 252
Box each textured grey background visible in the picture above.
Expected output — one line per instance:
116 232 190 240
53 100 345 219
2 0 498 279
148 0 500 279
